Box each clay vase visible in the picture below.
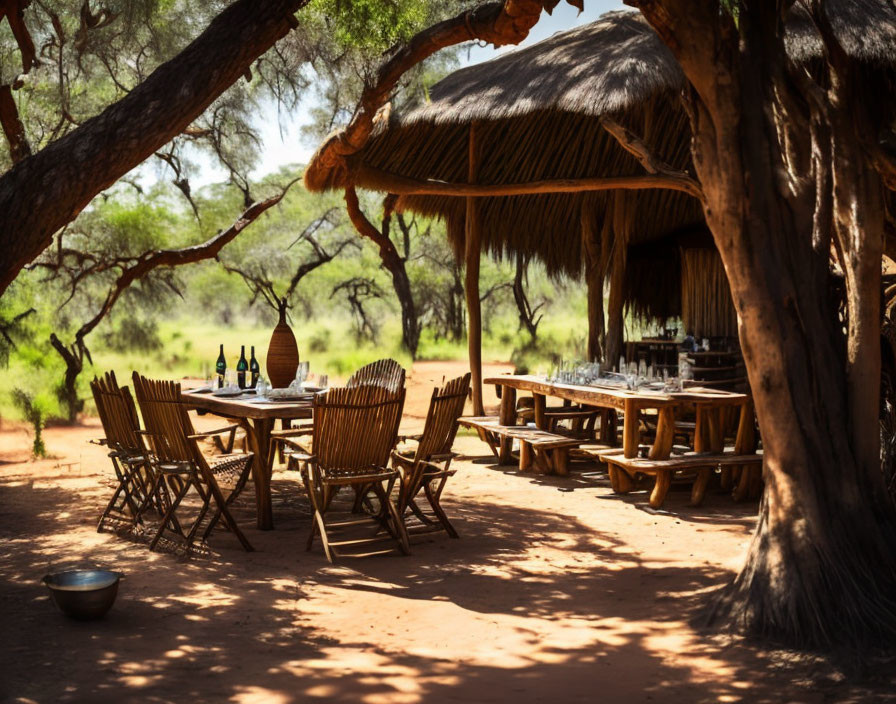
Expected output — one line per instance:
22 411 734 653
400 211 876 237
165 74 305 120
266 301 299 389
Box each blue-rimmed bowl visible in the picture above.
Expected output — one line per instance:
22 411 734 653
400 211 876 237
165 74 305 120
42 569 122 620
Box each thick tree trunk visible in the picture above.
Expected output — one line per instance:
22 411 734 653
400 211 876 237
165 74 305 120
633 0 896 647
0 0 307 295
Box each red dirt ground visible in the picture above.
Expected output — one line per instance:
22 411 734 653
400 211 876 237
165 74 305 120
1 361 894 703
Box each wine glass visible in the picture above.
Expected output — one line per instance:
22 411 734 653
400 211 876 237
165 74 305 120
295 361 309 390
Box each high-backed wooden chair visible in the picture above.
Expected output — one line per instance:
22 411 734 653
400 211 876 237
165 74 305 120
269 358 406 473
346 358 406 393
287 384 408 563
91 372 155 532
392 374 470 539
132 373 255 554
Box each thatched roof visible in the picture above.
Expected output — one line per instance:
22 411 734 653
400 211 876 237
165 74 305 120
307 11 702 278
305 2 896 326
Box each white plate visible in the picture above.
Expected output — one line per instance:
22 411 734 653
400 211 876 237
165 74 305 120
212 388 246 398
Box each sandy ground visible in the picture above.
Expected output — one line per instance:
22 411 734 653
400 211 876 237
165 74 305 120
1 361 894 703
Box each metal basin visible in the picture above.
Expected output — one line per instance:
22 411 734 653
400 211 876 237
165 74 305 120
42 569 122 620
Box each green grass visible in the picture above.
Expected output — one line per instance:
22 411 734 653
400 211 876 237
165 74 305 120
1 307 608 423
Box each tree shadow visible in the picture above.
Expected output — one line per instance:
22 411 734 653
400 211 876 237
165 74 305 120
1 464 894 703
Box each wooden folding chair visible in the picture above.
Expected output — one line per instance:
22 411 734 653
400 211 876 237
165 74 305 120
132 373 255 554
287 385 408 563
392 373 470 539
92 372 156 532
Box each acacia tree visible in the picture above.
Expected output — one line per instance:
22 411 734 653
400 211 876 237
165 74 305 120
30 187 294 421
0 0 314 294
622 0 896 647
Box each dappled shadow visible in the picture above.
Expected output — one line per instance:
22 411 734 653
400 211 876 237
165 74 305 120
2 458 894 703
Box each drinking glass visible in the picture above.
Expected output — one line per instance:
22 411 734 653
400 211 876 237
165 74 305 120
225 370 238 389
296 361 310 389
318 374 329 389
256 376 270 399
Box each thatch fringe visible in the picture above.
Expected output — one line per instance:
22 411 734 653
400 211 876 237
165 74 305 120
681 248 738 338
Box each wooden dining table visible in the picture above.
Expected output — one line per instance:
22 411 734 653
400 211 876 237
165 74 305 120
181 389 313 530
483 375 756 461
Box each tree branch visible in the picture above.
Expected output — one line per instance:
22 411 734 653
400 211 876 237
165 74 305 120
0 84 30 163
0 0 310 296
599 115 704 202
306 0 573 190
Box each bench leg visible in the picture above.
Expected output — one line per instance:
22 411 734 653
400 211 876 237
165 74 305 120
690 467 712 506
533 448 552 474
719 466 734 491
552 447 569 476
748 465 764 499
519 441 533 471
649 469 672 509
608 463 633 494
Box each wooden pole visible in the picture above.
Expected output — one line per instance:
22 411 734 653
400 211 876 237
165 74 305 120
351 163 704 200
465 122 484 416
581 201 605 362
605 235 626 368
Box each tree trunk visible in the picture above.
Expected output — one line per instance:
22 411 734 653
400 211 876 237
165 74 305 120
49 334 83 423
512 256 540 344
634 0 896 648
0 0 307 295
344 189 420 358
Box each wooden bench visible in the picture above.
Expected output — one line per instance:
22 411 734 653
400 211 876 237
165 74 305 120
458 416 583 475
599 448 763 508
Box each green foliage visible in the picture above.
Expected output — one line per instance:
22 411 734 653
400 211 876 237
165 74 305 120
11 389 51 458
311 0 428 52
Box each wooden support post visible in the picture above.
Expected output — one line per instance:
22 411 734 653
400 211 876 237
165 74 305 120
605 234 626 367
465 122 484 416
582 201 605 363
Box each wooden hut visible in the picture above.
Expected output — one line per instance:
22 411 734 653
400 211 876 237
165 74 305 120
305 6 896 410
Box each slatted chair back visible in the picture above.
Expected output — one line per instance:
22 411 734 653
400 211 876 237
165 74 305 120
313 385 405 474
131 373 196 465
346 358 406 394
413 373 471 462
91 371 142 455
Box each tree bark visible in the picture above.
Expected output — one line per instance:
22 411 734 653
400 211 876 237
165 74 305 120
0 0 308 295
632 0 896 648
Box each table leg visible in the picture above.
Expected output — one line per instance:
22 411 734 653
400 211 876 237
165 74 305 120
533 393 547 430
648 406 676 460
498 386 517 464
622 398 640 458
241 417 275 530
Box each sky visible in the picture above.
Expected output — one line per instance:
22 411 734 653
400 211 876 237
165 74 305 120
242 1 626 183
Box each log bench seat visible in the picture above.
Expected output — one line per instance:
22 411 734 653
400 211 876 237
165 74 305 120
599 448 763 509
458 416 583 475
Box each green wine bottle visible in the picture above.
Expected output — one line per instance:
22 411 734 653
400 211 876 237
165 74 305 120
249 345 260 388
236 345 249 389
215 344 226 388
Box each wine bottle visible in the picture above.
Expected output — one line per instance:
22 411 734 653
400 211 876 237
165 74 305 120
215 344 226 388
236 345 248 389
249 345 260 388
